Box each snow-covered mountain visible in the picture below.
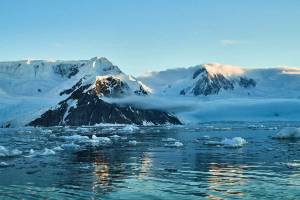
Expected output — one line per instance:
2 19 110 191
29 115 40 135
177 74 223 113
2 58 300 127
0 57 179 127
139 63 300 98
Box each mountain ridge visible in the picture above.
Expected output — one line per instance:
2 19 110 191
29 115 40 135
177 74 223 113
1 57 300 127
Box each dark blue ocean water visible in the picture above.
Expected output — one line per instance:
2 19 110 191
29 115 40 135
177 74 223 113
0 122 299 199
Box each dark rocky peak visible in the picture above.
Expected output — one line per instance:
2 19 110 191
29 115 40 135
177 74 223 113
95 76 130 97
52 63 82 78
238 77 256 88
193 67 208 79
28 83 181 127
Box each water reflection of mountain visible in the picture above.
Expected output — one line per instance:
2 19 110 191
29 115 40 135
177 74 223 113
69 146 153 195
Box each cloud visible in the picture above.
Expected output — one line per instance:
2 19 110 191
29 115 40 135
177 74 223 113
220 39 242 46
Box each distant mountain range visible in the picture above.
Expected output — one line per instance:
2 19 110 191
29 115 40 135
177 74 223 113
1 57 300 127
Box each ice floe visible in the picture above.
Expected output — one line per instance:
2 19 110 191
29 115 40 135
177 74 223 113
0 146 22 157
61 134 90 143
0 161 10 167
164 141 184 147
128 140 138 146
76 127 90 133
110 134 121 140
119 125 139 132
90 135 112 146
221 137 247 148
53 146 64 151
205 137 247 148
272 127 300 139
162 138 177 142
102 127 116 132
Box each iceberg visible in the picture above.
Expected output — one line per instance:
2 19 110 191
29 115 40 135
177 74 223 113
221 137 247 148
272 127 300 139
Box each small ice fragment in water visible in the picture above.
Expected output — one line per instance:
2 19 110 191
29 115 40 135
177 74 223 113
0 146 9 157
162 138 177 142
128 140 138 146
41 129 52 134
29 149 35 154
10 149 22 156
204 137 247 148
110 135 121 140
76 127 90 133
221 137 247 148
0 162 10 168
40 148 56 156
165 141 183 147
103 127 116 131
61 135 89 142
119 125 139 132
272 127 300 139
53 146 64 151
285 162 300 168
0 146 22 157
90 135 112 146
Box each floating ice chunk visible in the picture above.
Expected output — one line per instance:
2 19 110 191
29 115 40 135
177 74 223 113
128 140 138 146
41 129 52 134
285 162 300 168
29 149 35 154
162 138 177 142
119 125 139 132
165 141 183 147
204 137 247 148
110 134 121 140
24 149 36 157
10 149 22 156
120 136 128 140
53 146 64 151
0 146 9 157
40 148 55 156
76 127 90 133
103 127 116 132
0 162 10 167
142 121 154 126
272 127 300 139
90 135 112 146
221 137 247 148
61 135 90 143
0 146 22 157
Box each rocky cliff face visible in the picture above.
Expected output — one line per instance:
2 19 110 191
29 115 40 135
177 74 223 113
28 84 181 127
180 66 256 96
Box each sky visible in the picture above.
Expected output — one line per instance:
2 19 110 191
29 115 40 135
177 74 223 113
0 0 300 75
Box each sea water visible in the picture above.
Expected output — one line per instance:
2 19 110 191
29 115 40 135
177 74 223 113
0 122 299 199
